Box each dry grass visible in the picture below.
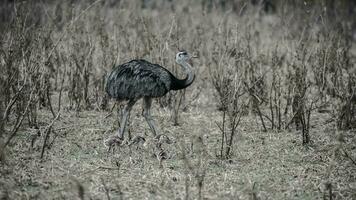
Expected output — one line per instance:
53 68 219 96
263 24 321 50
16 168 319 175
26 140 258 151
1 102 356 199
1 0 356 199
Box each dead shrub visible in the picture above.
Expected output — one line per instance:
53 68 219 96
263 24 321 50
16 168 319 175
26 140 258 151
209 40 248 158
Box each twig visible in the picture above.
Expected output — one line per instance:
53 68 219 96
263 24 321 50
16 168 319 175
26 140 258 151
220 111 226 158
243 82 267 131
3 89 35 148
104 102 117 119
172 89 185 126
46 85 56 119
343 149 356 166
101 178 111 200
40 112 61 159
57 59 66 113
2 83 26 121
184 173 189 200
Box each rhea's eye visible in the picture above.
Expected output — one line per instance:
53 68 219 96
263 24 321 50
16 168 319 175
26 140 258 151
182 52 187 55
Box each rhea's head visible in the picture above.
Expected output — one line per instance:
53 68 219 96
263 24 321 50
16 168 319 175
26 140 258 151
175 50 191 64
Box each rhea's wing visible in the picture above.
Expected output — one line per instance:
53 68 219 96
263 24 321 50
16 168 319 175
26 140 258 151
106 60 171 100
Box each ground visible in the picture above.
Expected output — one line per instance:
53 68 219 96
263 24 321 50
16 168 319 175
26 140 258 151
1 97 355 200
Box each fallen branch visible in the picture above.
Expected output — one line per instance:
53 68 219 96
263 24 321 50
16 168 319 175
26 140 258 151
40 112 61 159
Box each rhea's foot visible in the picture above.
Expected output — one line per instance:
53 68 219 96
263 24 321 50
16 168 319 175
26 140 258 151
154 134 173 145
128 136 146 146
104 135 124 149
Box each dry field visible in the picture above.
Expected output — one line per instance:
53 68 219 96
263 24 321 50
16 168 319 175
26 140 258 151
0 0 356 199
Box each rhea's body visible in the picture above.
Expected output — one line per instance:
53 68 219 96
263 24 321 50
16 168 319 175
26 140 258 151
104 51 195 147
106 59 193 100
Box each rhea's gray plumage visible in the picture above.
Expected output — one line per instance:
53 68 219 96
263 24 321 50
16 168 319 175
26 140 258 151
106 60 171 100
104 51 195 147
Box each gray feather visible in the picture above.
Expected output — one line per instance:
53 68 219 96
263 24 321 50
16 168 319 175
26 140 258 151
106 60 173 100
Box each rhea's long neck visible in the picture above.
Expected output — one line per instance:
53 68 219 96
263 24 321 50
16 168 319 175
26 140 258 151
170 61 195 90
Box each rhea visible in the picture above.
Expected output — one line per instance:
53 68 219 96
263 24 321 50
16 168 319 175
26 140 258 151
105 51 195 146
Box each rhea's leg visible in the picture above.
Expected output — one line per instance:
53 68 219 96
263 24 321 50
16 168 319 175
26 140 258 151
142 97 158 136
116 99 136 139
